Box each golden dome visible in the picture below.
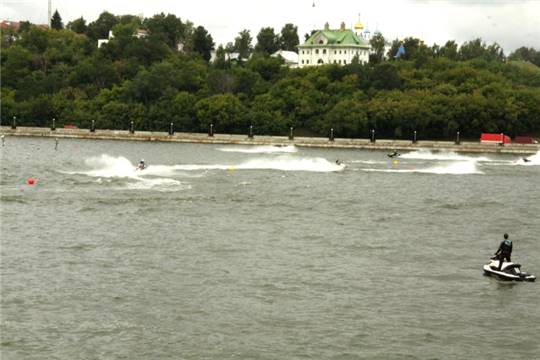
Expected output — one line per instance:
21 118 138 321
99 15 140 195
354 21 364 30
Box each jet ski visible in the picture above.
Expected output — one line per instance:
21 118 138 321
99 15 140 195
387 150 400 158
483 258 536 282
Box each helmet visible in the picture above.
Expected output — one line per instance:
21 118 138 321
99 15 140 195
504 233 509 239
140 159 145 162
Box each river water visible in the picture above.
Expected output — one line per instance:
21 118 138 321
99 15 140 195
1 137 539 360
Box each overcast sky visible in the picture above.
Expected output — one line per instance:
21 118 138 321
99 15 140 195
2 0 539 53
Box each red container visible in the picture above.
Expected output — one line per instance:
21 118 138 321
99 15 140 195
480 133 510 144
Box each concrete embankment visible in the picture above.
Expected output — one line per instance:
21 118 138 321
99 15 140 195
1 126 539 154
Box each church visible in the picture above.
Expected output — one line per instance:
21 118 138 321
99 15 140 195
298 19 371 68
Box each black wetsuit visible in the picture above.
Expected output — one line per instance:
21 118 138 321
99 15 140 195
495 239 512 271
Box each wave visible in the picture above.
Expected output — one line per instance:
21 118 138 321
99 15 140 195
170 156 345 172
216 145 297 154
66 155 185 191
400 149 491 162
361 161 482 175
513 150 540 166
349 160 386 165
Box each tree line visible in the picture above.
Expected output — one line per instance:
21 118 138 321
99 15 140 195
1 11 540 140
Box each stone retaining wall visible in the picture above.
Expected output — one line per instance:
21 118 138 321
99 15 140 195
1 126 538 154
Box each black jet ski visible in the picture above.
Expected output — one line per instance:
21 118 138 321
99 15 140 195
387 150 400 158
522 157 531 163
483 258 536 282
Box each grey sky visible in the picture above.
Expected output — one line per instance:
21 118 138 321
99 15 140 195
2 0 539 53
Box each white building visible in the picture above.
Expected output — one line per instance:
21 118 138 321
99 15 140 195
98 28 148 48
271 50 299 68
298 21 371 67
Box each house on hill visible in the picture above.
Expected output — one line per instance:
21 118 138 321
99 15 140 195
298 21 370 67
271 50 299 68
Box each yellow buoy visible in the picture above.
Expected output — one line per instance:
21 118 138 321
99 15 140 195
393 160 399 165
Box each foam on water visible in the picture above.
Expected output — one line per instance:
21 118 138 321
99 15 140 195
513 150 540 166
361 161 482 175
69 155 185 191
401 149 491 162
172 156 345 172
83 154 139 178
216 145 298 154
236 157 344 172
349 160 386 165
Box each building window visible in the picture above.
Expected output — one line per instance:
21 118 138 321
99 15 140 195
344 60 347 64
315 49 319 54
307 60 310 64
339 60 341 64
318 59 324 64
323 49 326 54
334 50 337 54
301 60 304 64
339 50 342 54
302 50 304 54
334 60 337 64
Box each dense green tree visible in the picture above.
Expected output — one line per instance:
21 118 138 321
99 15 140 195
118 15 142 27
213 45 229 69
233 29 253 59
192 26 214 61
51 10 63 30
2 10 540 140
207 69 235 94
87 11 118 41
279 23 299 52
18 21 32 33
248 94 288 135
231 67 266 97
0 89 17 124
195 93 246 133
255 27 279 55
438 40 459 60
370 63 402 90
144 13 185 49
459 38 505 62
369 31 386 64
509 47 540 68
67 17 87 34
246 54 284 81
171 92 198 131
319 93 369 137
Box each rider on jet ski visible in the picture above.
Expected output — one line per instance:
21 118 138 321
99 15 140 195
494 233 512 271
138 159 146 170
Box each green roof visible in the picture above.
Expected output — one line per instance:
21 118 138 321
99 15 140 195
300 29 370 48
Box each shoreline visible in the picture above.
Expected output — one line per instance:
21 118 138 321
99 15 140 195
1 126 539 154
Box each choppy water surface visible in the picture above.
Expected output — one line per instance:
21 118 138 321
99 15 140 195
1 137 539 360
